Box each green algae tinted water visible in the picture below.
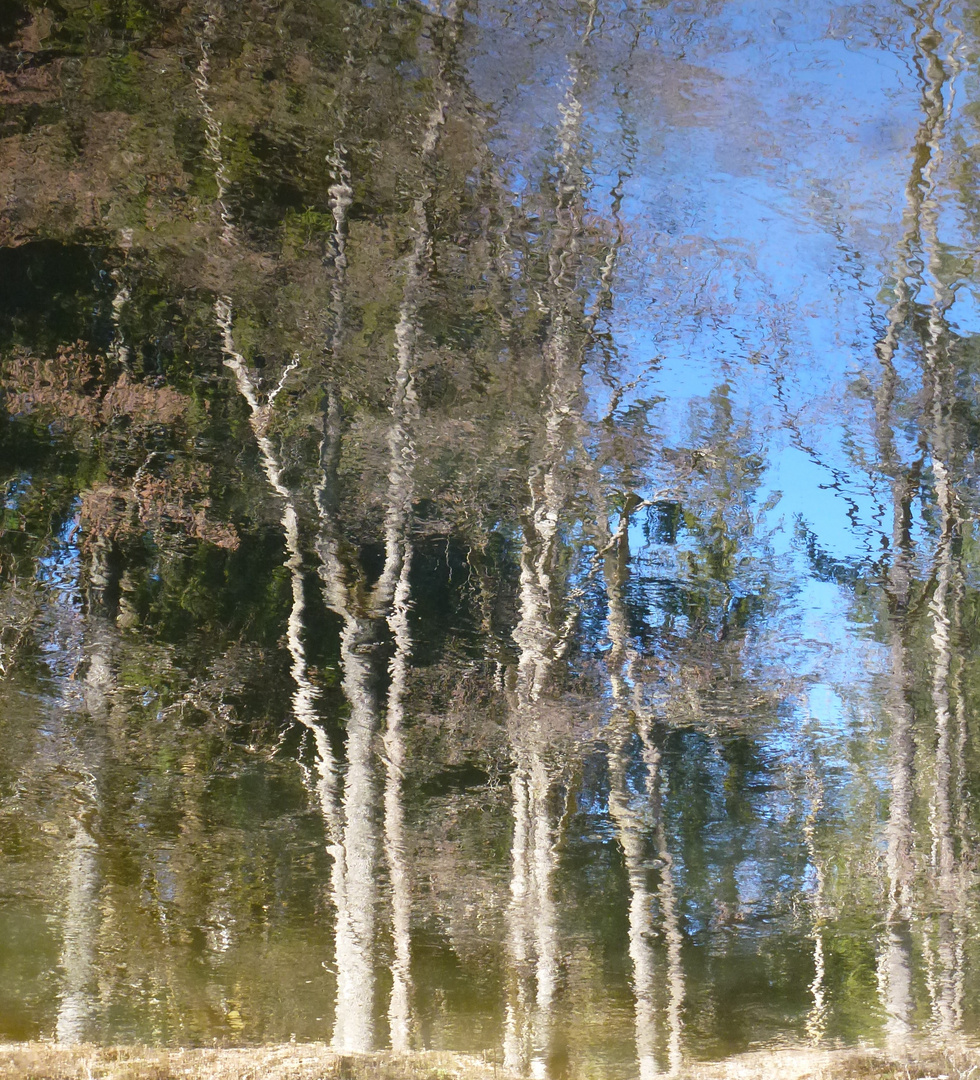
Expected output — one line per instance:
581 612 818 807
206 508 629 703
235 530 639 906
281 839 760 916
2 0 980 1074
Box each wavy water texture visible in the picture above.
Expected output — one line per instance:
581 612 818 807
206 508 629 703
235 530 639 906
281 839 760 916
5 0 980 1073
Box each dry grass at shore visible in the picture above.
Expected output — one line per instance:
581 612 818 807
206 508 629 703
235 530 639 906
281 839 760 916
2 1043 979 1080
0 1044 508 1080
684 1045 980 1080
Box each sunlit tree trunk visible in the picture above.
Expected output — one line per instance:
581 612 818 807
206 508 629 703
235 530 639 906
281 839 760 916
56 814 99 1044
873 268 917 1052
504 11 603 1071
918 17 966 1037
656 761 684 1078
506 548 564 1079
877 624 916 1050
315 395 380 1052
603 505 685 1078
871 0 952 1047
604 524 657 1078
56 527 115 1043
504 300 578 1075
801 763 827 1045
195 4 235 252
949 576 970 1032
195 3 350 1040
314 0 461 1038
383 544 414 1051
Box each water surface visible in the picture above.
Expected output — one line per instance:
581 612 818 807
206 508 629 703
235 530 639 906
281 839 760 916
2 0 980 1074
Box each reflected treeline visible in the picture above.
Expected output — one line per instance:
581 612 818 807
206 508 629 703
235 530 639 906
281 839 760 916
864 0 975 1052
5 0 980 1075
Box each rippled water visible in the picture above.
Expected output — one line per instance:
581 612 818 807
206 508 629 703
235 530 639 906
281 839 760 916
2 0 980 1074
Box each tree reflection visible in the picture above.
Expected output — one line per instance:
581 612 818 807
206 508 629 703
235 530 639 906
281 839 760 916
604 503 684 1078
864 0 974 1052
8 0 980 1067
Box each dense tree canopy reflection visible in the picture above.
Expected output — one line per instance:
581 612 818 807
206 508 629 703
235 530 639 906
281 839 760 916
4 0 980 1075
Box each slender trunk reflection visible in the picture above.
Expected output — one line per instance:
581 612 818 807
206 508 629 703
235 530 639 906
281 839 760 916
870 0 969 1049
196 3 349 1040
604 508 685 1077
871 0 937 1048
919 19 964 1036
315 3 460 1045
56 757 100 1046
383 541 414 1051
802 763 827 1045
306 162 385 1055
504 9 612 1073
56 532 111 1044
315 393 379 1052
56 811 99 1044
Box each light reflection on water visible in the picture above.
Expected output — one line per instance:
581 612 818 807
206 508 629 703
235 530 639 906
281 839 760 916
2 0 980 1074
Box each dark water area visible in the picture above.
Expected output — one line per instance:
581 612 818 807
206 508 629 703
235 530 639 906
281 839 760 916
2 0 980 1075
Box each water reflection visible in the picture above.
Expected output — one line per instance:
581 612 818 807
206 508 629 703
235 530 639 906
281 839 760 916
4 0 980 1074
502 11 594 1073
56 570 105 1046
864 0 974 1053
605 509 685 1078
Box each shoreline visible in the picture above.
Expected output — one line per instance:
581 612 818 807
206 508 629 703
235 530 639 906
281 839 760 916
2 1042 979 1080
0 1045 506 1080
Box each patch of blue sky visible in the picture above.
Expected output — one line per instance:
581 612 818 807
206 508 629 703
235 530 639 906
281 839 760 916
946 282 980 339
806 681 848 731
762 441 882 563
